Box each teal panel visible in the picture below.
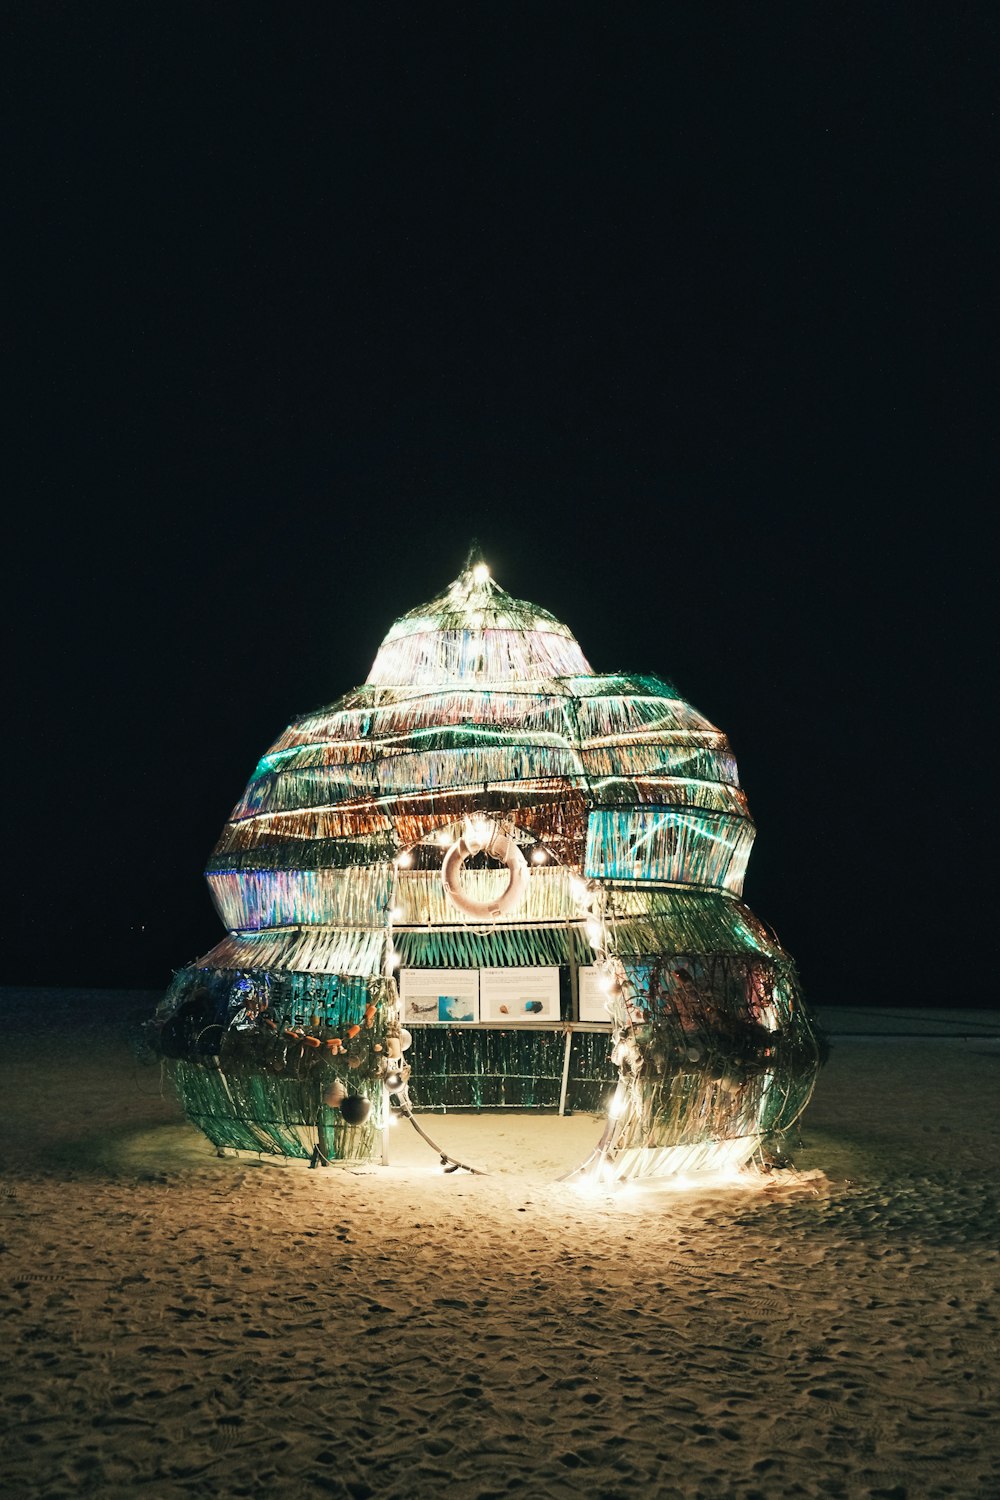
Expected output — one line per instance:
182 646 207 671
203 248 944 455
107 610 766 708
394 925 590 968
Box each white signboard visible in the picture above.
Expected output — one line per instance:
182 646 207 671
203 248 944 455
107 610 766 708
578 965 613 1024
400 969 480 1025
479 967 561 1023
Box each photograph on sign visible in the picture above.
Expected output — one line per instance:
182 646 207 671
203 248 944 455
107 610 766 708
578 965 614 1024
479 967 561 1023
399 969 480 1025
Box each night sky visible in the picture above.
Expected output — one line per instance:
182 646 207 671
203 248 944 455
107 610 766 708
5 4 992 1004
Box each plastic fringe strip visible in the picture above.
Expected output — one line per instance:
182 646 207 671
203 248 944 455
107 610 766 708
199 928 389 977
394 925 590 969
366 568 592 686
208 863 394 931
171 1062 384 1162
393 866 573 926
605 890 785 958
585 807 755 893
406 1028 616 1112
367 627 593 688
594 949 822 1176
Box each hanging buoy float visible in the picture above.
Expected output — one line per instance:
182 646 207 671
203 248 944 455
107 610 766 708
339 1095 372 1126
441 820 528 919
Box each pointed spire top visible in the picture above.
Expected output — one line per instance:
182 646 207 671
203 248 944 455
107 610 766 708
363 554 593 687
462 539 491 589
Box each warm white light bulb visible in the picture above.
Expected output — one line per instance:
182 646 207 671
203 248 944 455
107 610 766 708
531 848 546 865
472 563 489 585
396 851 413 868
465 817 492 851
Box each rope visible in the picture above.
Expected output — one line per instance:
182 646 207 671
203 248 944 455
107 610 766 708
393 1085 485 1175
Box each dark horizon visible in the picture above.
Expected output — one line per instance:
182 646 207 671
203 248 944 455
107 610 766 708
5 5 990 1006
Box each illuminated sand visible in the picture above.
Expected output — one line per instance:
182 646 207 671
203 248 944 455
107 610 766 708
2 992 999 1499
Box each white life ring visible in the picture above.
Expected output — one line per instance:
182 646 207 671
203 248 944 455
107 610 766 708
441 823 528 919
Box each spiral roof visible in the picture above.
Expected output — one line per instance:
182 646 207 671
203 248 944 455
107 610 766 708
205 559 756 937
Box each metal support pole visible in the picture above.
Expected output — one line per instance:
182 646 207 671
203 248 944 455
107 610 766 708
567 919 580 1020
382 859 399 1168
558 1025 573 1116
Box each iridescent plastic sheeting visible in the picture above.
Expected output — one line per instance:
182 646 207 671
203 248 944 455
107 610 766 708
157 551 821 1176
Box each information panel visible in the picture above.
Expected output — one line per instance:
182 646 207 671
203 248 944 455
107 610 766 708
577 965 613 1023
479 967 561 1023
399 969 480 1025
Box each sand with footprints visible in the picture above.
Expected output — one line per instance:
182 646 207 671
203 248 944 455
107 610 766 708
1 991 998 1498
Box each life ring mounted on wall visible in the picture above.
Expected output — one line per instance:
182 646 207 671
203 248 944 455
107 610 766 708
441 820 529 919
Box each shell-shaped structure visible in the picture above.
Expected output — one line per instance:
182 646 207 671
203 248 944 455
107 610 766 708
159 556 821 1179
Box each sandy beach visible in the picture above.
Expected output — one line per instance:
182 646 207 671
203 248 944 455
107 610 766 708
1 991 998 1498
